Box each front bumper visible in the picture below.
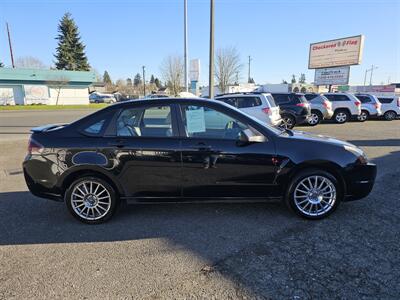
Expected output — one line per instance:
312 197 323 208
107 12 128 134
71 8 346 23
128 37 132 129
344 162 377 201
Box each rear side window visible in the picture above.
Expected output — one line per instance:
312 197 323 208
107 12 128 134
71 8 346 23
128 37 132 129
272 94 290 104
378 98 394 104
236 97 262 108
291 94 308 104
266 95 277 107
219 97 237 107
324 94 350 102
356 95 371 103
304 94 318 101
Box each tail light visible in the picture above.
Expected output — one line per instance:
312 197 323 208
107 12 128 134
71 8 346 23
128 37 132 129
374 102 381 109
296 103 306 107
323 100 332 110
27 137 43 155
354 101 361 107
262 107 271 115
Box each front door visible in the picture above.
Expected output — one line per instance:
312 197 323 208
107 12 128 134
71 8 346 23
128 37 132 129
179 104 277 198
106 104 182 198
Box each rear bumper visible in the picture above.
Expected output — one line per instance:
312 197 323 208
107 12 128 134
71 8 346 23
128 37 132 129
323 109 334 119
344 163 377 201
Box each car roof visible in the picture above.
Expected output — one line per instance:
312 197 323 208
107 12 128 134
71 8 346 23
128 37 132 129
215 92 271 97
111 97 224 107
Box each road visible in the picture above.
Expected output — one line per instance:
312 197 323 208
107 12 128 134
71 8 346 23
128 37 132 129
0 110 399 299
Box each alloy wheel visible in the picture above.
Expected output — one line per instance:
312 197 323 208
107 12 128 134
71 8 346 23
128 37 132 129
335 112 347 123
308 113 320 125
385 111 396 120
282 117 294 129
293 175 336 217
357 111 368 121
71 180 112 221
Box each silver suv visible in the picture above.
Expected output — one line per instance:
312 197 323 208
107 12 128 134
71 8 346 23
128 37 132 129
323 93 362 124
377 96 400 121
354 94 383 121
215 93 282 126
304 93 334 125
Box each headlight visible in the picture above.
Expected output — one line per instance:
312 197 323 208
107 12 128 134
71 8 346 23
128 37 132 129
344 145 368 164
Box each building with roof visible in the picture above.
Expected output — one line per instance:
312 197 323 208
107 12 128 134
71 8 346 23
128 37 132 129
0 68 96 105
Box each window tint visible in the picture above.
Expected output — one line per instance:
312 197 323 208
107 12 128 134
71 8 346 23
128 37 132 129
84 119 106 135
356 95 371 103
291 94 307 104
266 95 277 107
116 105 172 137
272 94 290 104
219 97 237 107
324 94 350 102
378 98 394 104
304 94 318 101
236 97 262 108
181 105 249 140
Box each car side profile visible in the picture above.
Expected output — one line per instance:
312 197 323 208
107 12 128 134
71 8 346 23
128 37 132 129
270 93 311 129
354 94 382 121
323 93 361 123
215 92 282 127
23 98 376 224
377 96 400 120
304 93 334 125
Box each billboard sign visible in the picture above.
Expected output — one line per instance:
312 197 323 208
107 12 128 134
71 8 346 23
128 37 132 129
309 35 364 69
314 66 350 85
189 59 200 82
24 85 50 104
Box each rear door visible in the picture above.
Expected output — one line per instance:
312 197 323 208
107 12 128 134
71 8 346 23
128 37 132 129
177 102 277 198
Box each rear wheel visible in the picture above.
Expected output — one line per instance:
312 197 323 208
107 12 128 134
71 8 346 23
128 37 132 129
285 169 342 219
308 110 322 126
357 110 369 122
384 110 397 121
65 176 118 224
333 110 350 124
281 114 296 129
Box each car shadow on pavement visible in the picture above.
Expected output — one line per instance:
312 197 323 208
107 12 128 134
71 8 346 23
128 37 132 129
0 150 399 298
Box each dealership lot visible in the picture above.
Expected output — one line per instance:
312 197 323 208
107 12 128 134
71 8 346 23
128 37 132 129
0 110 399 298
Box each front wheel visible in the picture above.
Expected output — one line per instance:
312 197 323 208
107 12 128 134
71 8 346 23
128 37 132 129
65 176 118 224
357 110 369 122
285 169 342 219
308 111 322 126
333 110 349 124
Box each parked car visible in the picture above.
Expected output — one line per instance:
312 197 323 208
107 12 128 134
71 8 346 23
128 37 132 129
377 96 400 120
354 94 383 121
89 93 116 104
23 98 376 224
304 93 334 125
323 93 362 124
270 93 311 129
215 92 282 127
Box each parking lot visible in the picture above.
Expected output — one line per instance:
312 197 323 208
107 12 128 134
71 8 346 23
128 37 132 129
0 110 399 299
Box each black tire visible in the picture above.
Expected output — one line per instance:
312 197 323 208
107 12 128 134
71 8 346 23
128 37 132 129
281 114 296 129
333 109 350 124
384 110 397 121
308 110 323 126
357 110 369 122
65 176 118 224
284 169 342 220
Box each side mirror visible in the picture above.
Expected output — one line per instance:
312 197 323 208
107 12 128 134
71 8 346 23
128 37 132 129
237 129 266 145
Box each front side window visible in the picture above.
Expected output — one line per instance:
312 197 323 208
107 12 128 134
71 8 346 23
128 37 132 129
356 95 371 103
116 105 173 137
181 105 249 140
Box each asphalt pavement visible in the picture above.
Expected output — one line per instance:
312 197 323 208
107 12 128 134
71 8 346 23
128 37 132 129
0 110 399 299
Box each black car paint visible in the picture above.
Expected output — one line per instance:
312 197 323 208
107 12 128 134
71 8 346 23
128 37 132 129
270 93 311 125
23 98 376 205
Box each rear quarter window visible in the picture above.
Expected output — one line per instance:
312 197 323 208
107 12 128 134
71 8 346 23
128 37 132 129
236 97 262 108
378 98 394 104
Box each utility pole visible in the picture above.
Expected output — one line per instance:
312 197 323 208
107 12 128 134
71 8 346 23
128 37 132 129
208 0 214 98
369 64 378 85
142 66 146 97
6 22 15 68
248 55 252 83
184 0 188 92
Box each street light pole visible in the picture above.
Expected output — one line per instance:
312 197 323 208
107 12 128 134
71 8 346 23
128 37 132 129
208 0 214 98
184 0 188 92
369 64 378 86
142 66 146 97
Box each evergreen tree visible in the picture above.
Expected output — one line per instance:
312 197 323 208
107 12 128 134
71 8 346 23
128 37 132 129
248 77 255 84
154 78 161 89
291 74 296 84
0 61 4 68
103 71 112 85
150 74 155 84
126 78 133 86
54 12 90 71
299 73 306 84
282 79 288 84
134 73 142 86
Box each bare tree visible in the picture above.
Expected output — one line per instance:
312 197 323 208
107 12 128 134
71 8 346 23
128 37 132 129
15 56 47 69
160 55 184 96
215 46 242 94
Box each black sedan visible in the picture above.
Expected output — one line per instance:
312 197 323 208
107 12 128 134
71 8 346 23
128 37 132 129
23 98 377 224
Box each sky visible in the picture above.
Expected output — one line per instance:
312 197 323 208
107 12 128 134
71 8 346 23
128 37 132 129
0 0 399 86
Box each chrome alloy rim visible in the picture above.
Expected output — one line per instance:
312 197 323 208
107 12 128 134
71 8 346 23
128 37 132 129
308 113 319 125
358 112 367 121
282 117 293 129
294 175 336 217
335 112 347 123
71 180 111 220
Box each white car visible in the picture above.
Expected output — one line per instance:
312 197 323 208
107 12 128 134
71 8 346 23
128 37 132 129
215 93 282 127
378 96 400 120
354 94 382 121
323 93 362 123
